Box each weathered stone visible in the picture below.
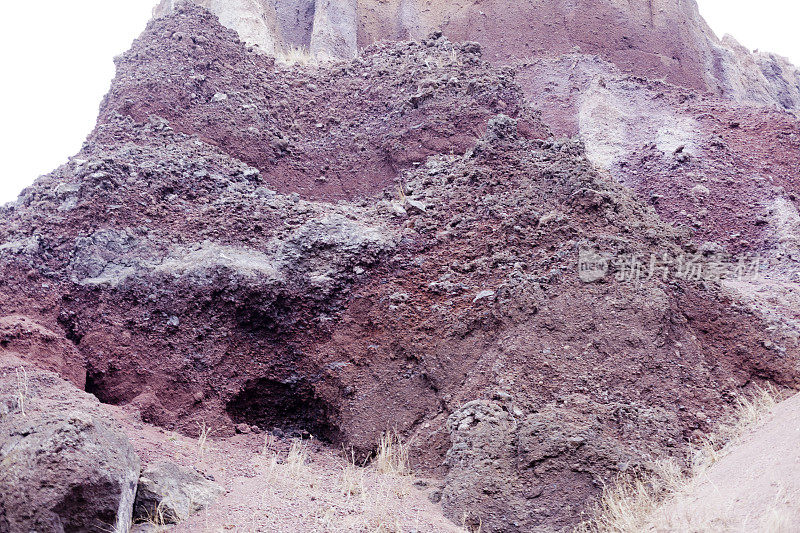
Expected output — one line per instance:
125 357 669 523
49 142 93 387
133 462 225 524
0 407 140 533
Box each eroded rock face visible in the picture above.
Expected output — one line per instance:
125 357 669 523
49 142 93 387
0 315 85 388
133 462 225 524
309 0 358 60
0 357 140 533
442 397 681 532
154 0 799 109
2 3 800 531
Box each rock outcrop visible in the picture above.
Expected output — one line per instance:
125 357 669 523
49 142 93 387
0 356 140 533
2 1 800 531
0 315 85 388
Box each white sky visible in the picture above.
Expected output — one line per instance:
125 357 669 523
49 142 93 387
0 0 798 205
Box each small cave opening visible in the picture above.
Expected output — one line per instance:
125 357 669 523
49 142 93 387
84 370 107 401
83 368 129 405
226 377 340 442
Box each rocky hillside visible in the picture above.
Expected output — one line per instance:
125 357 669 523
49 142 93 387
1 1 799 531
154 0 800 110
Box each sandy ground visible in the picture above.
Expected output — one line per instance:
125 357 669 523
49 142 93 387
651 392 800 532
118 416 464 532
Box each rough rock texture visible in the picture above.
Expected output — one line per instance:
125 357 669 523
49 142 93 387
2 2 800 531
155 0 800 110
0 356 140 533
133 462 225 523
155 0 282 54
309 0 358 60
104 4 541 201
0 314 85 388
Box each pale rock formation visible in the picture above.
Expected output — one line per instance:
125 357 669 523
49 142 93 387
133 462 226 523
709 34 800 110
309 0 358 59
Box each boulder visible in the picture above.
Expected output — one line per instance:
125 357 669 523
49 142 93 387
133 462 225 524
0 356 140 533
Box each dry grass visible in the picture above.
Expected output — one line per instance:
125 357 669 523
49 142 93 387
275 46 316 67
373 430 411 476
15 366 28 416
196 420 213 462
575 384 783 533
690 383 779 473
250 431 450 532
574 459 689 533
139 501 169 528
286 438 310 477
340 449 365 498
461 512 483 533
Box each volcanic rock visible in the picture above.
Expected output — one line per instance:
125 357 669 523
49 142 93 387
2 1 800 531
0 357 140 533
154 0 800 110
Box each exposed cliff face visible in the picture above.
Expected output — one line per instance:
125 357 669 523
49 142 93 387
713 34 800 109
155 0 800 111
3 1 800 531
154 0 360 59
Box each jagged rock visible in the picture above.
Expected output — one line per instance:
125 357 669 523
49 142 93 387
155 0 282 54
0 358 139 533
404 198 427 214
133 462 225 524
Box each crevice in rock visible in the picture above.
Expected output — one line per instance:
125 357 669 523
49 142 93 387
226 377 339 442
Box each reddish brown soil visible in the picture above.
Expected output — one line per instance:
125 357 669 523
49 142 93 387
517 54 800 259
2 3 800 531
98 7 544 202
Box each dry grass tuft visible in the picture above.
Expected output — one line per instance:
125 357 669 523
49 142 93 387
15 367 29 416
574 459 689 533
340 462 365 497
286 438 310 477
575 384 783 532
196 420 213 462
461 512 483 533
374 430 411 476
275 46 316 66
690 383 780 473
250 432 450 532
340 449 365 498
141 501 169 528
